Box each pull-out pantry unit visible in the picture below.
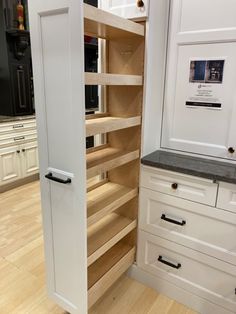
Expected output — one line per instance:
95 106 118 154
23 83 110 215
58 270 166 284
28 2 145 313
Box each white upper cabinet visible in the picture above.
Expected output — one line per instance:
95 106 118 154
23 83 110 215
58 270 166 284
161 0 236 160
100 0 149 20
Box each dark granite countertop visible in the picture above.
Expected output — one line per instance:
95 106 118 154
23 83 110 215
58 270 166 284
141 150 236 184
0 115 36 123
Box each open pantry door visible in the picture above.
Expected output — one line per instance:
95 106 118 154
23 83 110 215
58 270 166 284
28 1 87 313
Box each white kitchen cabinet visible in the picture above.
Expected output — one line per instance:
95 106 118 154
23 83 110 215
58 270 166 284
217 182 236 214
0 119 36 135
0 118 38 188
21 141 39 177
138 231 236 313
100 0 149 20
28 2 145 313
139 187 236 265
137 165 236 314
0 141 39 187
0 146 21 185
140 165 218 206
161 0 236 160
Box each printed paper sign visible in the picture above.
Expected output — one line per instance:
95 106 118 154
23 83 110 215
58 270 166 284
186 59 225 109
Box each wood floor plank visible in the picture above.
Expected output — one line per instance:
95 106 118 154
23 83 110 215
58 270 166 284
127 287 159 314
148 294 174 314
0 181 199 314
168 302 195 314
89 276 146 314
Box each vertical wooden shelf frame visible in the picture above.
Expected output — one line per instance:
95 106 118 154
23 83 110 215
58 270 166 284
85 4 145 309
29 2 145 313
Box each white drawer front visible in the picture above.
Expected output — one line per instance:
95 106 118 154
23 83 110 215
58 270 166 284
217 182 236 214
0 130 37 148
137 231 236 313
140 166 218 206
0 119 36 135
139 188 236 265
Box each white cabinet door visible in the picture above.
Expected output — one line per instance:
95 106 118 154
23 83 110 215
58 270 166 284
21 141 39 177
161 0 236 160
0 146 21 185
100 0 149 20
28 1 87 313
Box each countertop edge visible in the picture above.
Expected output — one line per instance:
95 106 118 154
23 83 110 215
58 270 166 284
141 154 236 185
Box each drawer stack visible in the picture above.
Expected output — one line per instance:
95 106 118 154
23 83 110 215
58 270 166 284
0 118 38 188
138 165 236 314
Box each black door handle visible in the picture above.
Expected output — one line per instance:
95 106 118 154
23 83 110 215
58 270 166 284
161 214 186 226
158 255 181 269
45 172 71 184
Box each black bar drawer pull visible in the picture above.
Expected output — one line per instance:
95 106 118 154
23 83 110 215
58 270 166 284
45 172 72 184
158 255 181 269
14 136 25 141
161 214 186 226
13 124 24 129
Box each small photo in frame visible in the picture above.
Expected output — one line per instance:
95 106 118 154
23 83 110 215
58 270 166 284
189 60 225 84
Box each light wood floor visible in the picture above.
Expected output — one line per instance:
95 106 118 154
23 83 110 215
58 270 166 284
0 181 198 314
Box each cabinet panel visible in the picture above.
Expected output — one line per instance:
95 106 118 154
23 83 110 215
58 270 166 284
217 182 236 214
0 130 37 149
137 231 236 313
21 141 39 177
0 119 36 136
10 63 33 115
161 0 236 160
0 146 21 184
140 166 218 206
139 188 236 265
180 0 236 32
28 1 87 313
100 0 149 20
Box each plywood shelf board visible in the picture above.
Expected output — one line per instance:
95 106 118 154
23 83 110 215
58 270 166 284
87 213 137 266
88 245 135 308
87 182 138 227
86 113 109 120
85 73 143 86
86 115 141 136
88 242 135 289
86 146 140 179
84 3 144 39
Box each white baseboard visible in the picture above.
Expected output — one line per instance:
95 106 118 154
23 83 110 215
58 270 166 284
127 265 234 314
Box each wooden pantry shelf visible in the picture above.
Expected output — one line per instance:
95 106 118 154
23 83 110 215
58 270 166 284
84 3 144 39
86 145 139 179
87 213 137 266
88 242 135 308
85 73 143 86
87 182 138 227
86 115 141 137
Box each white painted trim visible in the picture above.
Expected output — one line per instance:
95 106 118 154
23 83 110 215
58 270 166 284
141 0 170 156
